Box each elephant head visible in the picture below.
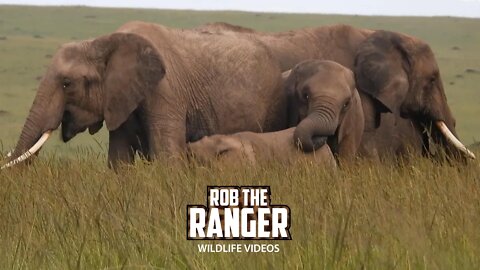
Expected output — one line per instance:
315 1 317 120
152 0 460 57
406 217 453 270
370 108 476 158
187 134 256 165
3 32 166 168
285 60 364 158
354 30 474 159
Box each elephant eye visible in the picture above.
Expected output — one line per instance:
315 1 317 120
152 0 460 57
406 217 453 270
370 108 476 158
343 99 351 110
83 77 94 92
428 75 438 85
62 78 72 89
217 149 230 156
300 86 310 102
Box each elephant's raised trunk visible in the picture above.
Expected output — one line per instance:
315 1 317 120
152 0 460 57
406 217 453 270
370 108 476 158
293 110 338 152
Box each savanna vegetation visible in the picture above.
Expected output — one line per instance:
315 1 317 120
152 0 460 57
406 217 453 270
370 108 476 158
0 5 479 269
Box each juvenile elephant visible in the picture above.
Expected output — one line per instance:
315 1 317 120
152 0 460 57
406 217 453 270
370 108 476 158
196 23 475 160
2 21 287 169
285 60 364 159
188 60 364 164
187 128 336 167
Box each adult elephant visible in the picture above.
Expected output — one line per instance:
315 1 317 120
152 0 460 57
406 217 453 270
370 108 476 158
2 21 287 169
196 23 475 160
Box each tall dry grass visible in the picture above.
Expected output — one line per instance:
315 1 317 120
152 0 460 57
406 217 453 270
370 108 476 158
1 149 479 269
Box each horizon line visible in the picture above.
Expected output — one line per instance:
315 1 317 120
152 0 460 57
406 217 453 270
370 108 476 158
1 3 479 19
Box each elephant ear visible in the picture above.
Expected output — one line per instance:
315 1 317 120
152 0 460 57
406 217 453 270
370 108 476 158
337 88 365 158
354 30 413 116
282 69 301 127
90 32 166 131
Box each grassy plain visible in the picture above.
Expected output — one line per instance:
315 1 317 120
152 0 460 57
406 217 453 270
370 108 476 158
0 5 479 269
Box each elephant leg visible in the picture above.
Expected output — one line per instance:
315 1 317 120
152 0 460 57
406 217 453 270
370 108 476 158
134 134 151 161
108 128 136 170
126 111 151 161
147 118 187 160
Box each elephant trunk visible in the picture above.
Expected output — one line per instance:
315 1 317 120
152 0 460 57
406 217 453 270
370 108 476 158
293 108 338 152
2 79 64 169
427 81 474 159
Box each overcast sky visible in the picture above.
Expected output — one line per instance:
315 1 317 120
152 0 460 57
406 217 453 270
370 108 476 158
1 0 480 18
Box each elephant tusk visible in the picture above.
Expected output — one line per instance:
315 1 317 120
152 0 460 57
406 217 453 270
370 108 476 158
435 121 475 159
1 131 52 169
6 151 12 158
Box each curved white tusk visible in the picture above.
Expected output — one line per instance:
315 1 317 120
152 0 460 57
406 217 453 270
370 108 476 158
1 131 52 169
435 121 475 159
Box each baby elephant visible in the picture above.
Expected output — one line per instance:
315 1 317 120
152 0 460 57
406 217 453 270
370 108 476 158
285 60 364 159
187 127 336 166
188 60 364 165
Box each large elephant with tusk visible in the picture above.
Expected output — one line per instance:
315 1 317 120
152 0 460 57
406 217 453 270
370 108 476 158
196 23 475 160
2 21 288 169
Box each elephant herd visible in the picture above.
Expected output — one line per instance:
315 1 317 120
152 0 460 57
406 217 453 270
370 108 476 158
1 20 476 170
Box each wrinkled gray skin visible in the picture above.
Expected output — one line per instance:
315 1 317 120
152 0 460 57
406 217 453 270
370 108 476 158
196 23 466 160
187 128 336 167
8 21 288 169
285 60 364 159
189 60 364 164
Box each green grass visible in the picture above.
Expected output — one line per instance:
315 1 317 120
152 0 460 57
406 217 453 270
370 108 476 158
0 5 480 269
